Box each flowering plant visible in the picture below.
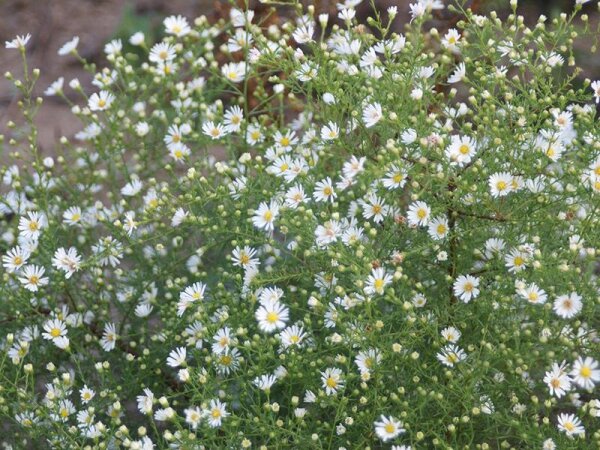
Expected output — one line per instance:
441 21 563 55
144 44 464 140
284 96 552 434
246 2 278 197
1 1 600 448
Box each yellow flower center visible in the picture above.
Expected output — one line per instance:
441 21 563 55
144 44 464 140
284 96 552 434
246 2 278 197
50 327 61 338
437 224 447 235
266 311 279 323
417 208 427 219
496 181 507 191
459 144 470 155
564 421 575 432
280 137 290 146
326 377 337 388
98 99 106 108
514 256 524 266
28 222 38 231
374 278 384 291
211 408 221 418
220 355 232 365
384 423 396 434
29 275 39 285
580 366 592 378
240 254 250 265
393 173 403 183
263 210 273 222
372 204 382 214
13 256 22 265
463 282 473 293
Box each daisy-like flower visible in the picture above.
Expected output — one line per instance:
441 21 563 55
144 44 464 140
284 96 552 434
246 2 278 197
184 407 202 430
321 367 344 395
18 211 47 240
382 165 408 190
212 327 234 355
232 246 259 270
252 200 279 232
137 388 155 414
223 105 244 133
437 344 467 367
362 102 383 128
453 274 480 303
427 216 449 240
313 177 337 203
204 399 229 428
2 246 30 273
445 135 477 166
448 62 466 83
164 15 191 37
315 220 342 247
321 121 340 140
553 292 583 319
149 42 176 64
58 36 79 55
441 326 461 343
255 300 290 333
543 362 572 398
279 324 307 349
221 62 247 83
274 130 298 151
293 23 314 44
44 77 64 96
178 282 208 316
88 91 115 111
355 348 381 374
365 267 393 296
557 413 585 437
202 121 227 140
19 265 49 292
518 283 547 305
374 415 405 442
51 247 81 279
253 374 278 391
5 34 31 50
505 248 529 273
360 194 388 222
441 28 461 51
246 124 264 145
489 172 513 198
100 322 118 352
285 184 308 209
406 201 431 227
80 385 96 404
42 319 67 342
570 356 600 390
55 400 76 422
166 347 187 368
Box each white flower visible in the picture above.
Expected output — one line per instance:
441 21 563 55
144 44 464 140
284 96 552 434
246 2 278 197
43 319 67 343
406 201 431 227
18 211 47 240
543 362 572 398
184 407 202 430
129 32 145 46
255 300 289 333
19 265 49 292
285 184 308 209
489 172 513 198
442 28 461 51
252 200 279 232
518 283 547 305
591 80 600 103
202 121 227 140
100 323 118 352
374 415 405 442
445 135 477 166
313 177 337 203
293 24 314 44
166 347 187 368
553 292 583 319
315 220 342 247
164 15 191 37
52 247 81 279
321 367 344 395
427 216 449 240
44 77 64 96
437 344 467 367
88 91 115 111
204 399 229 427
2 246 30 273
360 194 388 222
453 275 480 303
365 267 392 296
441 327 461 343
321 121 340 140
448 62 466 83
253 374 278 391
279 325 307 349
149 42 176 64
570 356 600 390
223 105 244 133
362 102 383 128
222 62 247 83
557 413 584 437
58 36 79 55
80 385 96 404
5 34 31 50
137 388 155 414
